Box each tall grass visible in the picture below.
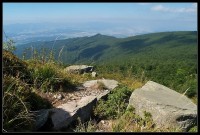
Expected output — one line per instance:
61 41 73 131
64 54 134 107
3 76 35 132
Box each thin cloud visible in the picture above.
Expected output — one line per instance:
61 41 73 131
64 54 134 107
151 3 197 13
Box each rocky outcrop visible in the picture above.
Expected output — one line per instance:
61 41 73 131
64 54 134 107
50 96 97 130
65 65 93 74
50 90 114 131
128 81 197 131
83 79 118 90
34 79 118 131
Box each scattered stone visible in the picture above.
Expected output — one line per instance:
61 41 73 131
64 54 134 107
76 86 85 90
101 120 105 124
53 95 57 99
57 94 64 100
83 79 118 90
128 81 197 131
92 72 97 77
65 65 93 74
53 94 64 100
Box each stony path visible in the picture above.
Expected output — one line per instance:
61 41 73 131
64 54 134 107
35 79 118 131
37 86 107 107
37 79 118 107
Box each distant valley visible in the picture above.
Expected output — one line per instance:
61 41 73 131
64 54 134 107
15 31 197 65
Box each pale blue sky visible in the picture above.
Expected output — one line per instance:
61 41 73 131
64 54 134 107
3 3 197 35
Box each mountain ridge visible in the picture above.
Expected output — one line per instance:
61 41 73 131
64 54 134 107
14 31 197 65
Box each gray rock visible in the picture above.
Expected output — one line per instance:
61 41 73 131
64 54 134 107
77 96 97 122
97 90 110 100
128 81 197 131
92 72 97 77
83 79 118 90
65 65 93 74
33 109 50 131
50 101 78 130
50 96 97 130
53 94 64 100
76 86 85 90
35 79 117 131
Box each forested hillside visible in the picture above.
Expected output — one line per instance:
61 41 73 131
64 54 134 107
15 31 197 98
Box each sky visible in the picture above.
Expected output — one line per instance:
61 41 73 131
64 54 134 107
3 3 198 36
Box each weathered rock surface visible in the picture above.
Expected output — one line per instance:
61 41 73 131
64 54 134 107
50 96 97 130
83 79 118 90
36 89 112 131
34 79 119 131
128 81 197 131
65 65 93 74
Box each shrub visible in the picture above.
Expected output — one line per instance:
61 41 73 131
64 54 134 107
188 126 197 132
31 63 59 92
112 105 155 132
94 85 132 119
73 117 98 132
30 62 76 92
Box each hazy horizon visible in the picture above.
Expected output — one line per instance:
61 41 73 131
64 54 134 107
3 3 197 44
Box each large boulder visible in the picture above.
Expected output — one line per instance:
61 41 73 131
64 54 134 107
65 65 93 74
50 96 97 130
128 81 197 131
48 90 111 131
83 79 118 90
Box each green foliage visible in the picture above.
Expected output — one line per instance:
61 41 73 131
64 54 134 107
188 126 197 132
30 62 75 92
112 105 155 132
94 85 133 119
73 118 97 132
3 49 54 131
31 64 56 92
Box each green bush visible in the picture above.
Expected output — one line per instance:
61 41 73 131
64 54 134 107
73 118 98 132
94 85 132 119
188 126 197 132
112 105 155 132
32 64 56 83
31 64 58 92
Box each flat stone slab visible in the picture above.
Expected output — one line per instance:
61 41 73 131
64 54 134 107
50 90 112 131
50 96 96 130
83 79 118 90
128 81 197 131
